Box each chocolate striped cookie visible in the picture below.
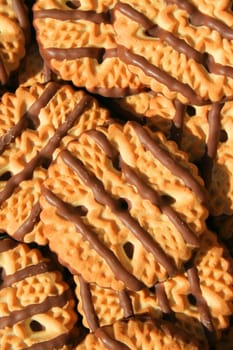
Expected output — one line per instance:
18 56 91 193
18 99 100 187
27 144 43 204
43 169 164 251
40 121 208 290
33 0 143 97
0 82 110 244
75 317 200 350
0 0 30 86
109 92 233 217
74 230 232 348
113 0 233 104
0 237 79 349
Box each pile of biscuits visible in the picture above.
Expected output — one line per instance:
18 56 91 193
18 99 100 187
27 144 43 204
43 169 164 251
0 0 233 349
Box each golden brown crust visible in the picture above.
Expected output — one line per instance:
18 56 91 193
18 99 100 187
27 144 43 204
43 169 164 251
114 92 233 216
163 230 233 332
75 318 200 350
0 82 110 244
113 0 233 104
0 237 78 350
0 0 29 85
74 230 232 347
40 121 208 290
75 279 161 329
33 0 143 97
0 1 232 347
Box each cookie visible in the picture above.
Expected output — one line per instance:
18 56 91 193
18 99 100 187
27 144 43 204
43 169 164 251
40 121 208 290
160 230 233 336
75 277 209 349
0 0 30 86
75 276 160 328
0 236 79 349
113 0 233 104
110 92 233 217
32 0 143 97
0 82 110 244
75 317 200 350
75 229 233 347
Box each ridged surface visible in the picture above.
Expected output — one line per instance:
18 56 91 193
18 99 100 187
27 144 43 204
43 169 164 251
40 122 208 289
0 82 110 243
33 0 143 96
0 238 78 350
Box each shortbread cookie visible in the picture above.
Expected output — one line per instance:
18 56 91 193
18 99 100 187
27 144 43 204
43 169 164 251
0 0 30 85
113 0 233 104
75 229 233 347
75 277 161 329
40 121 208 290
75 318 200 350
160 230 233 334
75 277 209 349
33 0 143 97
0 82 110 244
0 237 79 349
112 92 233 216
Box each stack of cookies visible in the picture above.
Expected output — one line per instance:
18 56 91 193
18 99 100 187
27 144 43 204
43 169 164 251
0 0 233 349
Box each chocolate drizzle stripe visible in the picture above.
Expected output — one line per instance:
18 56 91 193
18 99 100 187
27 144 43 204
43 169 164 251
60 149 176 276
166 0 233 40
85 130 118 159
0 94 93 206
0 82 60 155
0 288 71 329
86 128 200 256
24 82 61 129
34 9 111 24
78 276 131 350
118 45 206 106
12 0 31 44
0 116 27 155
147 26 204 64
0 56 8 85
42 63 52 83
78 275 99 332
103 48 118 59
199 102 223 187
155 283 172 314
170 100 185 145
0 155 40 206
116 3 233 79
120 161 199 247
187 266 214 332
42 187 143 291
130 121 207 204
45 47 106 62
0 238 18 253
206 103 223 160
13 201 41 241
115 2 152 30
85 128 198 255
207 54 233 78
0 260 56 290
95 327 131 350
118 290 134 318
116 3 203 64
